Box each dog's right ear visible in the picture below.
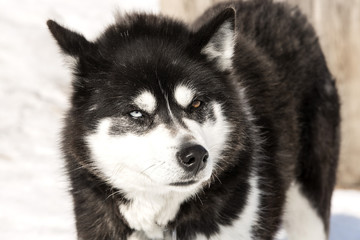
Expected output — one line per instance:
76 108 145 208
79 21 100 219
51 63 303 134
190 8 236 71
47 20 92 57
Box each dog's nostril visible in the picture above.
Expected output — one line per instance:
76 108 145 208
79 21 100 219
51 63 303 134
203 153 209 163
184 156 196 166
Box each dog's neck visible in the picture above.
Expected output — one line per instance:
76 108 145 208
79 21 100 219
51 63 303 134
119 190 189 239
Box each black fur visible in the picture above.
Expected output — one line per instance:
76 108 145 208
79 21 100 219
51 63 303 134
48 0 340 239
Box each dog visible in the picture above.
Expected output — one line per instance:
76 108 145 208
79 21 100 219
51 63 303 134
47 0 340 239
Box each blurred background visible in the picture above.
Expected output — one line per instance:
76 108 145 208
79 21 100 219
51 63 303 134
0 0 359 239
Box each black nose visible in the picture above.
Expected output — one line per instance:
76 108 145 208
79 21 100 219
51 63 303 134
177 145 209 176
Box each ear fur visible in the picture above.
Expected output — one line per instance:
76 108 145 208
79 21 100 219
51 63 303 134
47 20 92 57
192 8 236 71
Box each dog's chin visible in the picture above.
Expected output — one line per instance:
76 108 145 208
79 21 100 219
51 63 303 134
139 172 212 194
166 179 207 193
164 170 213 193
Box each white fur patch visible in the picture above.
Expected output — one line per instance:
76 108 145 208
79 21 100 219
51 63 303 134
201 21 234 71
196 176 260 240
120 191 188 239
134 90 157 113
174 85 195 108
282 182 326 240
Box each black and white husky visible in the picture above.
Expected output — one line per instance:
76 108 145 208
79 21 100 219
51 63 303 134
48 0 340 239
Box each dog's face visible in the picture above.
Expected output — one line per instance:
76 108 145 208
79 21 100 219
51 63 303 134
49 9 242 195
85 79 231 194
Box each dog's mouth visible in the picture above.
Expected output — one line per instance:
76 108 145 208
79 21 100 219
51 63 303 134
169 180 197 186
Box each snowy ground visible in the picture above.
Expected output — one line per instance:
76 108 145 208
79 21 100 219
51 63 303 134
0 0 359 239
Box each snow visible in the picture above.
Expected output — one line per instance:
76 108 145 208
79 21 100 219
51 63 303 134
0 0 358 239
330 190 360 239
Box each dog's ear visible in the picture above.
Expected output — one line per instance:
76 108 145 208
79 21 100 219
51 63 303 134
191 8 236 71
47 20 92 57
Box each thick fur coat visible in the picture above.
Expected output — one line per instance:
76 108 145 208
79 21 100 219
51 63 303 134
48 0 340 239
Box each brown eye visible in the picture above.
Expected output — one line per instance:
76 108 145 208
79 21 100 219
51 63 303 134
191 100 202 108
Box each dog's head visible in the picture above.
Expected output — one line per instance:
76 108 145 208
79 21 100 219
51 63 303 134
49 8 244 195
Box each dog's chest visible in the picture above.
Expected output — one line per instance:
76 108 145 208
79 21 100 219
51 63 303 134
120 192 188 239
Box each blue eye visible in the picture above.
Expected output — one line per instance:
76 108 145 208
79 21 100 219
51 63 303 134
129 111 143 118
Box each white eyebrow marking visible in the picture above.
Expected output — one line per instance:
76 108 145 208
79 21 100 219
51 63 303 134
174 85 195 108
134 90 157 113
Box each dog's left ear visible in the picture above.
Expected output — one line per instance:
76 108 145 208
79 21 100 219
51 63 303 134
191 8 236 71
47 20 92 57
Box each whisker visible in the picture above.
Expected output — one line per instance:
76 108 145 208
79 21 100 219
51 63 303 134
140 164 157 174
147 161 166 175
67 165 86 173
214 162 225 172
214 172 222 184
195 193 203 205
105 190 123 200
112 165 124 177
